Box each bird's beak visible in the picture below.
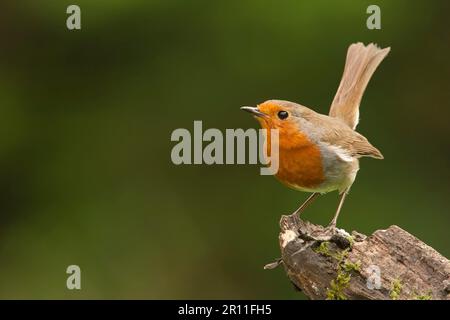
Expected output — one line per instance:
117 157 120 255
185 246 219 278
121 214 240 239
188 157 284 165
240 106 268 118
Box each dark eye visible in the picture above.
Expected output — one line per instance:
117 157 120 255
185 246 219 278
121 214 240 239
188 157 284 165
277 110 289 120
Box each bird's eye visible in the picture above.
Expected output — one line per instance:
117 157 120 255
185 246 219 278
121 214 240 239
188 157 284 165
277 110 289 120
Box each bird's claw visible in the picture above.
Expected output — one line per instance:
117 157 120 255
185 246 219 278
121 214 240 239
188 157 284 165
304 224 350 249
324 223 337 235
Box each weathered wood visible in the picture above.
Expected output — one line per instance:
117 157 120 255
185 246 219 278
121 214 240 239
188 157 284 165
266 214 450 300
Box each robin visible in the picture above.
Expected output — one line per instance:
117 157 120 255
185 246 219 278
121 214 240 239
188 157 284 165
241 43 390 229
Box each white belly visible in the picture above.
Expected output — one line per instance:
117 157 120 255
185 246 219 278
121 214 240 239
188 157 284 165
317 143 360 194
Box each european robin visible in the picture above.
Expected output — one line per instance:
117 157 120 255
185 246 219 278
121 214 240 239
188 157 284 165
241 43 390 229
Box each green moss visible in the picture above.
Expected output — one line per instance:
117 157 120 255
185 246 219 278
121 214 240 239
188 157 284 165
346 235 355 247
313 241 331 257
314 241 361 300
390 279 403 300
334 248 349 263
325 248 357 300
313 241 351 262
326 269 351 300
413 291 432 300
343 260 361 273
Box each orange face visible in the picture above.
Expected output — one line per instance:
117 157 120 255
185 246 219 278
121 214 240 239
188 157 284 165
242 100 325 189
256 101 310 150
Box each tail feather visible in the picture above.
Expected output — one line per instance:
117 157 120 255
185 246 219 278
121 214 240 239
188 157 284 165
329 43 390 129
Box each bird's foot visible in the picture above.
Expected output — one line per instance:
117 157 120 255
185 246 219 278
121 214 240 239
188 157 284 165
306 226 336 242
324 222 337 235
306 224 351 249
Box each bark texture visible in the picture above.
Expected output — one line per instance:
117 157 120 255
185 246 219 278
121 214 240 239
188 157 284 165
265 214 450 300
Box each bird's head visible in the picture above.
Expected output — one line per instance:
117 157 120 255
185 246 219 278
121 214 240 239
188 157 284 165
241 100 314 147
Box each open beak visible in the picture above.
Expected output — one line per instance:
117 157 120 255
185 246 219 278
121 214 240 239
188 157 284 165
240 106 268 118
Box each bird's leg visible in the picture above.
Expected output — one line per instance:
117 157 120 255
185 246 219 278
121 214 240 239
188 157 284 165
293 192 320 217
327 189 349 229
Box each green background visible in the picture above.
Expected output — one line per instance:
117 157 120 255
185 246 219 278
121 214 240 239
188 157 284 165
0 0 449 299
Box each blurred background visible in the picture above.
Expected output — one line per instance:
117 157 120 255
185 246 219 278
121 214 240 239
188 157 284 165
0 0 449 299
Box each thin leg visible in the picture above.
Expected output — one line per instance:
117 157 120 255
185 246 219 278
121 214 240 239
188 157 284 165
328 189 349 228
293 192 320 217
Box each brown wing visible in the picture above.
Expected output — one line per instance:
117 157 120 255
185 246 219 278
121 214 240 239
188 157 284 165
309 113 384 160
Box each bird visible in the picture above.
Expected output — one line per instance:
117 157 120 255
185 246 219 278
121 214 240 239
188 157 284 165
241 42 390 230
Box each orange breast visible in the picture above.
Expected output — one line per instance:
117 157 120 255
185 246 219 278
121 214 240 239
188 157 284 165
261 120 325 190
276 144 325 190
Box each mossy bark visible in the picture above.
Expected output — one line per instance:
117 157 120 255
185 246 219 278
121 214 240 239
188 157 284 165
267 214 450 300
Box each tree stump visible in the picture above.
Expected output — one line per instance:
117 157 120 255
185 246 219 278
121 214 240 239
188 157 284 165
265 214 450 300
